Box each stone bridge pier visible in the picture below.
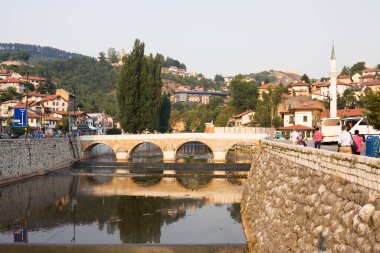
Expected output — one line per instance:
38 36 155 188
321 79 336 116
79 133 267 162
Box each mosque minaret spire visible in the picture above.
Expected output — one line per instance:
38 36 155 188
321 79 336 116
329 43 337 118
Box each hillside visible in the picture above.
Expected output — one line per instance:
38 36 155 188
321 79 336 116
0 43 85 63
249 70 300 85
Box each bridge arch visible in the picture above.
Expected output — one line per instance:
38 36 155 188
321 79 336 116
82 142 116 160
175 141 214 162
129 141 164 162
225 141 257 163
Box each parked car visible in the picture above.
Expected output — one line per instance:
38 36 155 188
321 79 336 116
0 133 11 139
18 134 33 139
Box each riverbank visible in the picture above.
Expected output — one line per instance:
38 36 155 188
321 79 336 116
0 138 80 185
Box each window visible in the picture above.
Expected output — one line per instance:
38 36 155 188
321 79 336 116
303 116 308 122
53 102 55 106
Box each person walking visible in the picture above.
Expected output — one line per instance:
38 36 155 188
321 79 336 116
353 130 365 155
338 125 352 154
313 127 323 149
290 130 299 145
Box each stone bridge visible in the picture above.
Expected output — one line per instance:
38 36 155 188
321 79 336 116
79 133 268 162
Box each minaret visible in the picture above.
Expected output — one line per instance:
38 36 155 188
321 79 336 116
329 43 337 118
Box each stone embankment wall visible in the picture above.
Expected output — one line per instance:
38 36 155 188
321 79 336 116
242 140 380 252
0 138 80 184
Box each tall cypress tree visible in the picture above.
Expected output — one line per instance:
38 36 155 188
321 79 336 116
159 93 171 132
117 39 163 133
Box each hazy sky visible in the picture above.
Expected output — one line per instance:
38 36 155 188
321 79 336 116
3 0 380 79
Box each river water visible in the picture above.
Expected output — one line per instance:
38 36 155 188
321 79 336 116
0 162 247 245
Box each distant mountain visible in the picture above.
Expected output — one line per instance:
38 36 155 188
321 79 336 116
0 43 86 63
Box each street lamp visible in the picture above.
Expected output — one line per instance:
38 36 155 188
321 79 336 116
25 72 29 139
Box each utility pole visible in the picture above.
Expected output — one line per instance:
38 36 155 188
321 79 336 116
25 72 29 139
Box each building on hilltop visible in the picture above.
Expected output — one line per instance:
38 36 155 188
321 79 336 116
173 90 228 104
258 83 276 100
288 81 310 97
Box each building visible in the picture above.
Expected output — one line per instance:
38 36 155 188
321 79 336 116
321 108 365 119
258 83 276 100
173 90 228 104
87 113 114 134
21 92 46 103
288 81 310 97
278 97 324 128
20 75 47 90
232 110 254 126
0 78 27 93
39 94 69 112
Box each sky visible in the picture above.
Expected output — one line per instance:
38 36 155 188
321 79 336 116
3 0 380 79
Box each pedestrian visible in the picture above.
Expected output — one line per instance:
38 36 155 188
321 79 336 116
338 125 352 154
296 133 307 146
290 130 299 145
353 130 365 155
313 127 323 149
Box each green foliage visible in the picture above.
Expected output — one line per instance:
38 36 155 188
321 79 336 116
0 87 18 102
340 65 351 76
0 50 30 61
214 105 237 127
250 71 276 84
0 43 83 63
106 128 122 135
159 93 171 132
301 74 310 84
364 89 380 130
107 48 118 63
159 55 186 70
214 74 224 83
253 86 283 127
162 73 216 91
55 117 69 132
182 97 224 132
350 61 366 75
117 39 162 133
337 89 357 109
9 56 118 116
229 75 258 112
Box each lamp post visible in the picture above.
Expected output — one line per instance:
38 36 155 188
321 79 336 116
25 72 29 139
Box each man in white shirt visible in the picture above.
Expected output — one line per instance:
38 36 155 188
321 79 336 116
290 130 299 145
338 125 352 154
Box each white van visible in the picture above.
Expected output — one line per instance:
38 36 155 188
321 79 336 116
343 117 380 137
315 117 342 143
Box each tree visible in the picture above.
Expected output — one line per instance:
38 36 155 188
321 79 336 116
340 65 350 76
301 74 310 84
253 86 283 127
159 93 171 132
215 105 237 127
364 89 380 130
337 89 357 109
214 74 224 83
117 39 163 133
107 47 118 63
98 51 106 61
350 62 366 75
229 75 258 112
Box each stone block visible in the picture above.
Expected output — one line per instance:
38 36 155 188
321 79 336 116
359 204 376 224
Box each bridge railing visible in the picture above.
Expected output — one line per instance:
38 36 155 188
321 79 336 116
259 139 380 191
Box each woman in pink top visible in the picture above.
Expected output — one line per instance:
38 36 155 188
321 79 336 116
353 130 365 155
313 128 323 149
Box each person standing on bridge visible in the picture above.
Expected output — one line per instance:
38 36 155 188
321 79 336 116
290 130 299 145
338 125 352 154
313 127 323 149
353 130 365 155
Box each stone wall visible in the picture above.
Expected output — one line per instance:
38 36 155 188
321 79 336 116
0 138 80 184
242 140 380 252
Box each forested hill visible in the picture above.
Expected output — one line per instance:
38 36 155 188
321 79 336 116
0 43 85 63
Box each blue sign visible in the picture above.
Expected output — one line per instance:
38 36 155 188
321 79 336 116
13 108 27 128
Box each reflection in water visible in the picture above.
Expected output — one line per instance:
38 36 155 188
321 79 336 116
0 168 246 244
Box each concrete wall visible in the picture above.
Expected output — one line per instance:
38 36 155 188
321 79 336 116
242 140 380 252
0 138 80 184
